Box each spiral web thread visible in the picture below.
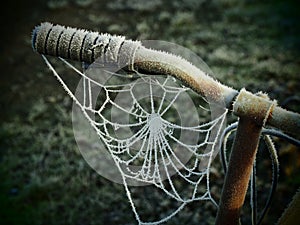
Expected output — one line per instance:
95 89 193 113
42 55 228 224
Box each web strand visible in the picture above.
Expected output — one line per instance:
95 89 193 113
42 56 227 224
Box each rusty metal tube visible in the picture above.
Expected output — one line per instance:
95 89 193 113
215 117 263 225
32 22 238 107
233 88 300 137
215 89 275 225
134 47 238 106
32 23 300 135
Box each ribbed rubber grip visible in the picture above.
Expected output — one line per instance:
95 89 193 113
32 22 141 66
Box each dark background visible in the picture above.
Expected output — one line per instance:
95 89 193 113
1 0 300 224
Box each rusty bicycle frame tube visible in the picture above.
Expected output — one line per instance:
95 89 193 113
232 89 300 137
215 118 263 225
213 90 299 224
215 89 276 225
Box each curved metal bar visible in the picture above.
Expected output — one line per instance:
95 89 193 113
32 23 300 136
256 135 279 225
250 161 257 225
32 22 238 107
219 122 238 174
262 129 300 146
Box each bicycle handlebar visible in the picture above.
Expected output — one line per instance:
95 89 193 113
32 22 300 136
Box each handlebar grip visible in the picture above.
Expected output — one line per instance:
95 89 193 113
32 22 141 67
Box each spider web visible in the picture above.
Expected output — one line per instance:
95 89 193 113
42 55 227 224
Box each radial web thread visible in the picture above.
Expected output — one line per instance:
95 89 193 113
42 55 228 225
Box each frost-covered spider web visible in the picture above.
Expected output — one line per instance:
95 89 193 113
42 41 228 224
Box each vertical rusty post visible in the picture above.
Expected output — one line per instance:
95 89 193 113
215 89 275 225
215 118 263 225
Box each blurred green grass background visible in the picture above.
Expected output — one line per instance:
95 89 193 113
0 0 300 224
